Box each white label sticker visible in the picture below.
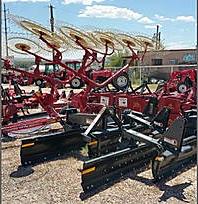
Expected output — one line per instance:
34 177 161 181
118 98 128 107
100 96 109 106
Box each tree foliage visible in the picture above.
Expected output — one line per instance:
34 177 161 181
14 59 45 69
106 50 137 68
106 52 124 67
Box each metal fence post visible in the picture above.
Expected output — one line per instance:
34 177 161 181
139 66 141 85
170 66 173 74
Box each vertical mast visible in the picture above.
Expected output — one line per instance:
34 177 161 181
4 3 9 57
49 4 54 33
49 4 55 71
156 25 159 50
158 32 161 49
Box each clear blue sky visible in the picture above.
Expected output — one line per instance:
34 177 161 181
2 0 196 58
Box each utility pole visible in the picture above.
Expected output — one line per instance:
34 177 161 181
49 4 55 73
49 4 54 33
156 25 159 50
158 32 161 49
4 3 9 57
49 4 55 71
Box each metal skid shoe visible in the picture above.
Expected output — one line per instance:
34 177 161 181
20 108 96 166
151 110 197 181
80 110 197 193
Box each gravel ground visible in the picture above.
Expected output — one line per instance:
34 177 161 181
2 140 197 204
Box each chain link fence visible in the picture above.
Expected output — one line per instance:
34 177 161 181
110 64 197 86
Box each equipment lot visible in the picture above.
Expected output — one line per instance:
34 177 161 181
2 2 196 203
2 84 197 204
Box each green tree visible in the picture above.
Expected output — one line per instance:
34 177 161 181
106 52 124 68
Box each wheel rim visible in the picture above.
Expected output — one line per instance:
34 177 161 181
36 80 42 86
72 78 81 87
116 75 128 88
178 84 187 93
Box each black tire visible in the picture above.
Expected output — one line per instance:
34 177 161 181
112 72 129 91
70 78 84 89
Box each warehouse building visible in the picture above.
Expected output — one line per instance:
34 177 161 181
137 48 197 82
140 48 197 66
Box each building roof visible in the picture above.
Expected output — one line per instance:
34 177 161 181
138 48 197 53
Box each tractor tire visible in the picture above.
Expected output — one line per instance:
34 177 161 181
112 72 129 91
70 78 84 89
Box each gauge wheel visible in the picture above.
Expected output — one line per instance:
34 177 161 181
35 79 45 88
112 72 129 91
70 78 84 89
177 82 188 93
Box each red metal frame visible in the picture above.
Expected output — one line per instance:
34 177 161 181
2 31 196 135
